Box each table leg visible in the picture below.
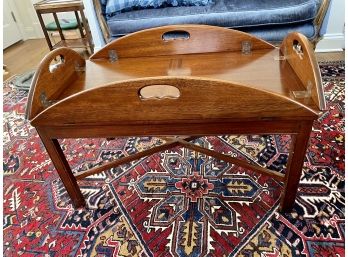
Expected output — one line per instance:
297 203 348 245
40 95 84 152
279 121 313 212
37 130 86 208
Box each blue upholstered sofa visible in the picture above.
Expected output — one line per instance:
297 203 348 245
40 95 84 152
93 0 330 44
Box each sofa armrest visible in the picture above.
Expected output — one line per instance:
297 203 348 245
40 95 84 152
312 0 331 45
92 0 110 43
91 0 331 46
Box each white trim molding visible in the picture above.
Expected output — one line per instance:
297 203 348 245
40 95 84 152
83 0 106 51
315 0 345 52
316 33 345 52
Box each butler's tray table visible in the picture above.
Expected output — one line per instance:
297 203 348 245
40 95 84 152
26 25 325 212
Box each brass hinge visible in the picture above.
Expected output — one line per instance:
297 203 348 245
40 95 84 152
40 91 57 108
108 50 118 62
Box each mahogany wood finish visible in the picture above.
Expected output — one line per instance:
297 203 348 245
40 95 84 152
280 121 313 212
27 25 324 212
280 33 326 110
37 129 85 207
30 77 318 126
90 25 274 59
26 47 85 120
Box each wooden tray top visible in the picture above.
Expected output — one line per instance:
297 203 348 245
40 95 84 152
26 25 325 127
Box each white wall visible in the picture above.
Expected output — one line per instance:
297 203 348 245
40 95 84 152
316 0 345 52
6 0 41 39
9 0 82 40
82 0 105 50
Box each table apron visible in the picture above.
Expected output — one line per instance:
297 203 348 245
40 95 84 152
36 120 312 139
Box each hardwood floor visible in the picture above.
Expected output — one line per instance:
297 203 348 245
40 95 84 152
316 51 345 62
3 38 89 80
3 38 345 80
4 39 50 80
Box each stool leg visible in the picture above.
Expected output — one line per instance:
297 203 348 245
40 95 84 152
74 11 84 38
53 12 65 41
279 121 313 212
37 130 86 208
36 10 53 50
79 7 94 54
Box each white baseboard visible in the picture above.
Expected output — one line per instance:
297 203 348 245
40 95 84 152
315 33 345 52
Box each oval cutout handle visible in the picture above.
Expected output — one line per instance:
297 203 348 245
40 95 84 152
139 85 180 100
49 54 65 73
292 40 304 59
162 30 190 41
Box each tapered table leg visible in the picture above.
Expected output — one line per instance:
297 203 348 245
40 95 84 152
37 129 86 208
280 121 313 212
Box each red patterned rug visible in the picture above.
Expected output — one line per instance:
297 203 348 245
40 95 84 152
3 62 344 256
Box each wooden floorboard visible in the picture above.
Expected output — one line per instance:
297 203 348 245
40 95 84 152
315 51 345 62
4 39 50 80
3 38 345 80
3 38 89 80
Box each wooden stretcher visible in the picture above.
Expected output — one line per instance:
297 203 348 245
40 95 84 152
26 25 325 212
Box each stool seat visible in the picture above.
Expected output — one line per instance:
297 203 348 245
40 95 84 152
45 19 78 31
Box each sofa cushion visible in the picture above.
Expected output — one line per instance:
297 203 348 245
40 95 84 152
103 0 214 15
106 0 321 37
240 22 316 42
109 21 316 43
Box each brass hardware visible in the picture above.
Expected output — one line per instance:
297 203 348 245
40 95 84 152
74 61 85 72
40 91 57 108
241 41 252 55
108 50 118 62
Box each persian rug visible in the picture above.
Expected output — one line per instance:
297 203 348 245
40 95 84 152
3 62 345 256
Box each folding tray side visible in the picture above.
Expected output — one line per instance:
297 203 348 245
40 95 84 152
30 77 319 128
90 24 275 59
26 47 86 121
280 32 326 111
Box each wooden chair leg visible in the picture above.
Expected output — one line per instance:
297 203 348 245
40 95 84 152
280 121 313 212
37 130 86 208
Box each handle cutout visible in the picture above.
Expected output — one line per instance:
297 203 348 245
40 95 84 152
162 30 190 41
292 40 304 59
139 85 180 100
49 55 65 73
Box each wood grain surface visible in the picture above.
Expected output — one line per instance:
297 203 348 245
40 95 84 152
26 47 85 120
59 49 305 98
280 32 326 110
30 77 318 127
90 25 274 59
24 25 330 212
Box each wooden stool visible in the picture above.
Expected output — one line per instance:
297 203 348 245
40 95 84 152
34 0 94 54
